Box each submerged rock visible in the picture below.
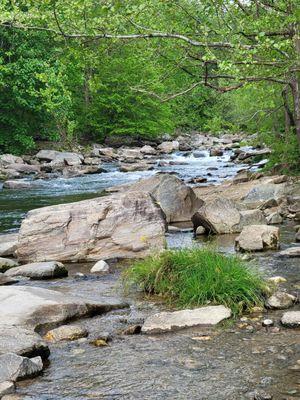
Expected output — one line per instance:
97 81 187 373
235 225 280 252
16 191 166 262
44 325 88 342
142 305 231 334
4 261 68 280
0 353 43 382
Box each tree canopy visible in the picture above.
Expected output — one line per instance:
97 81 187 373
0 1 299 169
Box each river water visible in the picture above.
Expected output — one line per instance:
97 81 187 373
1 149 299 399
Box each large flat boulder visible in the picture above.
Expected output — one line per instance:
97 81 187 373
235 225 280 252
4 261 68 280
142 305 231 334
0 286 127 359
242 183 286 208
0 154 24 165
122 174 202 223
16 191 166 262
36 150 83 166
192 198 266 234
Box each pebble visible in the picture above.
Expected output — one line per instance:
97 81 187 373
262 319 274 327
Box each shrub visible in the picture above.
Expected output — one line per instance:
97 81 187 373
123 247 269 316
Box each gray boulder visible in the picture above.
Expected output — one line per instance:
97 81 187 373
90 260 110 273
0 258 18 273
157 141 179 153
0 154 24 165
36 150 83 166
142 305 231 334
235 225 280 252
281 311 300 328
3 180 37 190
0 353 43 382
266 291 296 310
242 183 286 209
125 174 202 223
192 198 266 234
140 145 157 155
279 247 300 258
0 381 15 397
5 261 68 280
16 191 166 262
44 325 88 342
0 234 18 257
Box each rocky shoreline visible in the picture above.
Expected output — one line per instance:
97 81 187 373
0 133 299 399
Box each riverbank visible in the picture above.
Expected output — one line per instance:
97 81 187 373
0 132 299 399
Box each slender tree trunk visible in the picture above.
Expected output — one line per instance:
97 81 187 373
282 86 294 134
291 76 300 149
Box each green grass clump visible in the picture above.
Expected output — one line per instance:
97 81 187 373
123 247 269 316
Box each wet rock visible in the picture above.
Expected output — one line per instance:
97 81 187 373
90 260 110 273
281 311 300 328
262 319 274 327
195 226 206 235
296 231 300 242
266 291 296 310
253 390 273 400
16 191 166 262
193 151 206 158
0 326 49 359
279 247 300 258
0 233 18 257
242 183 286 209
44 325 88 342
266 211 283 225
121 325 142 335
3 180 37 190
0 286 128 330
120 163 153 172
0 258 18 273
142 305 231 334
4 261 68 280
121 174 202 223
0 381 15 397
83 157 102 165
192 198 266 234
267 276 287 285
0 154 24 165
90 338 109 347
0 353 43 382
157 141 179 153
36 150 83 166
235 225 280 252
140 145 157 155
210 148 223 157
0 273 18 286
187 176 207 184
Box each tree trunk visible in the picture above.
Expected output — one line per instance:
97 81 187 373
282 86 294 134
291 75 300 150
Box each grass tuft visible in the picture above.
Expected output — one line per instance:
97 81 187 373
123 247 269 316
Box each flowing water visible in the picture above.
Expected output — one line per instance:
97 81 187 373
1 149 299 399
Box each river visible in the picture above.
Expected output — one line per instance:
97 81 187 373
1 149 299 399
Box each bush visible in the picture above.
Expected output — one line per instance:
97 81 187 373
123 247 269 316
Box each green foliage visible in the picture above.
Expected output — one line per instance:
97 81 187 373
123 247 269 315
